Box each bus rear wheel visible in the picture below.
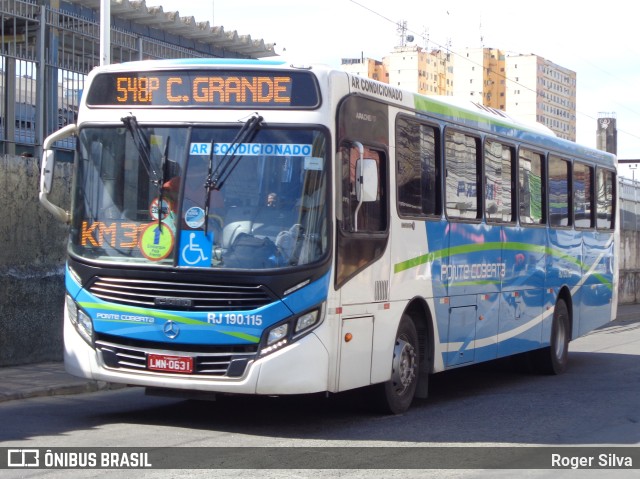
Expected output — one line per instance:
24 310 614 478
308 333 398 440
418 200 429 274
531 298 570 374
371 314 419 414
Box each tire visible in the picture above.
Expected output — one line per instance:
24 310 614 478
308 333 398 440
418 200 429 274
371 314 420 414
530 298 570 374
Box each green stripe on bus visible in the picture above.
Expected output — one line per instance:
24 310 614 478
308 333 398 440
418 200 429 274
393 242 612 289
78 302 261 342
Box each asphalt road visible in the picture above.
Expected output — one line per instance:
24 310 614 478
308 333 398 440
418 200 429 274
1 311 639 478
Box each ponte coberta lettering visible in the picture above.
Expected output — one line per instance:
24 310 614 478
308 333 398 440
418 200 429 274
441 262 506 282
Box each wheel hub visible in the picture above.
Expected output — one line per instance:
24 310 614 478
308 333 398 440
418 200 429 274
391 338 417 393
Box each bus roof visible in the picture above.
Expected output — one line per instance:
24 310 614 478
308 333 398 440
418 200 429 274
86 59 616 167
410 90 616 166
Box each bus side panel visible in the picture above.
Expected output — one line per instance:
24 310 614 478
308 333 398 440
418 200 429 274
389 218 447 372
497 225 546 357
340 235 393 388
546 228 583 339
578 230 615 336
444 222 502 366
426 219 450 371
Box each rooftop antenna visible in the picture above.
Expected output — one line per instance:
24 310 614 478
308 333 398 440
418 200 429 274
397 20 407 47
422 27 429 51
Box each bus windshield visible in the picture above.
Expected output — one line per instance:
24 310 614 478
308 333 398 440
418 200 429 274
70 125 329 270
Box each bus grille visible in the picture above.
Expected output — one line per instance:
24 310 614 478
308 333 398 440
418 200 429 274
88 276 274 311
96 338 257 378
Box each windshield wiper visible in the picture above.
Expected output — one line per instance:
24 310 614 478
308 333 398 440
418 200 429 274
121 114 161 185
122 115 169 228
205 114 263 191
156 136 170 228
204 114 263 235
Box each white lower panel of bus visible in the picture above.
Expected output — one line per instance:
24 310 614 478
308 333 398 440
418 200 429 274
63 309 331 396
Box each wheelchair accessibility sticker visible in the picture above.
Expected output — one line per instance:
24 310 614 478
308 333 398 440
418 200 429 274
179 231 213 267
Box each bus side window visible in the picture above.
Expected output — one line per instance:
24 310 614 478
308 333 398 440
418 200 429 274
519 149 545 225
548 155 570 227
596 168 615 230
573 162 593 229
485 139 514 223
341 143 387 233
396 117 440 217
445 130 480 220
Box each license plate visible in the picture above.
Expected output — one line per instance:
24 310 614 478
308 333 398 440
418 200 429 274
148 354 194 374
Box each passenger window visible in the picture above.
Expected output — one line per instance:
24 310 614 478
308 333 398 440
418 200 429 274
519 149 544 225
548 156 570 227
596 169 615 230
484 139 514 223
445 130 479 219
396 117 440 217
573 162 593 229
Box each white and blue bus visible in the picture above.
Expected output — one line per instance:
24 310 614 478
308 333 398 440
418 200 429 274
40 59 618 414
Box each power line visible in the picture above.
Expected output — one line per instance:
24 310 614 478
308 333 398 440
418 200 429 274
347 0 640 145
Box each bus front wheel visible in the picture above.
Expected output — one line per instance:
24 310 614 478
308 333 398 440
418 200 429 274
371 314 419 414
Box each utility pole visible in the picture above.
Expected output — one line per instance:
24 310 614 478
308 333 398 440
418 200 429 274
100 0 111 65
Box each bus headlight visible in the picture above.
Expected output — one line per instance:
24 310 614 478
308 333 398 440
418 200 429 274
295 310 319 333
260 303 325 357
66 295 94 346
267 324 289 345
261 324 289 356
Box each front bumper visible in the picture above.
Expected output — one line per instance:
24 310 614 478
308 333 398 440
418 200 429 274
63 308 330 395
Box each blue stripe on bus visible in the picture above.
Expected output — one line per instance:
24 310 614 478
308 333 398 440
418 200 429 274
415 220 614 365
66 269 331 345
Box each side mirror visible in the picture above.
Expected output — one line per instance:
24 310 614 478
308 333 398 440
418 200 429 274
356 158 378 203
39 123 76 223
40 149 55 195
351 140 379 232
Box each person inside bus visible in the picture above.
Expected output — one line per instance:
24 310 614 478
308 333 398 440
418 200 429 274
274 170 325 264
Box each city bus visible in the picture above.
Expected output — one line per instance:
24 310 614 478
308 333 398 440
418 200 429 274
39 58 618 414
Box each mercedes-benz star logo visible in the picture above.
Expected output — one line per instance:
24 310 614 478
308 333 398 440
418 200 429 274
163 320 180 339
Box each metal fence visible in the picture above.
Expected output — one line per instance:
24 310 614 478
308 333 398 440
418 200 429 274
0 0 272 157
620 177 640 231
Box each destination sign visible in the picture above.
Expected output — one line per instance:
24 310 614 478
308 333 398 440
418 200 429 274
86 70 320 108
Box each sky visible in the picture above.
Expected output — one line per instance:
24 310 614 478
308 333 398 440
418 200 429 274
154 0 640 177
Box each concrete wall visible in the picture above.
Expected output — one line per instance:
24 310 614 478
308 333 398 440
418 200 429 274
0 155 72 366
619 229 640 304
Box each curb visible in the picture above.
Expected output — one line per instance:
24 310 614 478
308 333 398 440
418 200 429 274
0 381 126 404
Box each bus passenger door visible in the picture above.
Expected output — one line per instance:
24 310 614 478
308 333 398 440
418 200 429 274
335 140 391 386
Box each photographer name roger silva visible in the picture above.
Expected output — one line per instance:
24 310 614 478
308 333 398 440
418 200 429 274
552 453 634 470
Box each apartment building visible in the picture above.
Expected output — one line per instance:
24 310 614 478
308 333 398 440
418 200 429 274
341 57 388 83
455 48 576 140
453 47 506 111
505 53 577 141
384 45 454 96
343 46 453 96
342 45 576 141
